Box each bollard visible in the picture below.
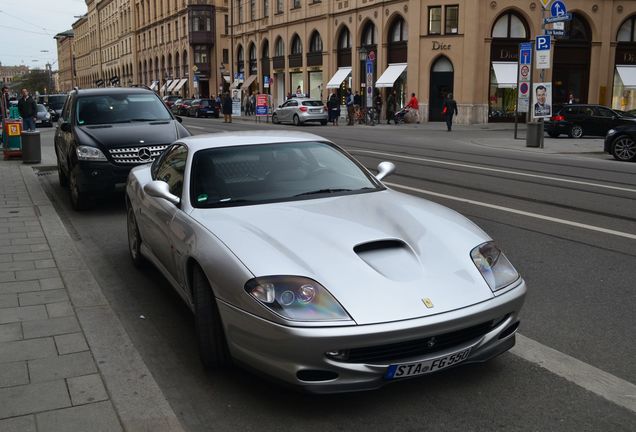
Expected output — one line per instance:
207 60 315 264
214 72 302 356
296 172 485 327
526 122 544 148
21 130 41 164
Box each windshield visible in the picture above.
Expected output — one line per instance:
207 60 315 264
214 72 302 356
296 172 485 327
37 104 47 112
76 93 172 125
46 95 67 110
191 141 381 208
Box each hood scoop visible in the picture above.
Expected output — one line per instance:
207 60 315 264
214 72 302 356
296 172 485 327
353 239 423 282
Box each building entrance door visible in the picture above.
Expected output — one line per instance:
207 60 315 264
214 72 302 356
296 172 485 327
429 56 454 122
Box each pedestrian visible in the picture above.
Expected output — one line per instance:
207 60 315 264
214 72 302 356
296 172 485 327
249 92 256 116
568 93 575 104
222 92 232 123
386 90 396 124
374 90 383 123
242 92 249 115
405 92 419 123
345 89 354 125
17 88 37 131
442 93 458 131
295 85 303 98
1 86 10 120
328 90 339 126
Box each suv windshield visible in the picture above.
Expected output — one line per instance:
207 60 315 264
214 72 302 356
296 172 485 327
76 93 172 125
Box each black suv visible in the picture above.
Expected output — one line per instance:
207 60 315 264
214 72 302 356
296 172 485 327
55 87 190 209
544 104 636 138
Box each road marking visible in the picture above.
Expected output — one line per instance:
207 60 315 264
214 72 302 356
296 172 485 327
188 125 207 130
512 334 636 413
353 149 636 194
385 182 636 241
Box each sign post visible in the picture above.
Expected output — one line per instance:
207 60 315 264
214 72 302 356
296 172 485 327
515 41 533 139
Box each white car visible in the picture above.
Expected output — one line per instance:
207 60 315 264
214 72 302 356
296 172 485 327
125 131 526 393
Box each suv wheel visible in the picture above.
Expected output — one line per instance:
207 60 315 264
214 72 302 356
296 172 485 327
57 152 68 188
569 125 583 138
612 135 636 161
69 165 90 210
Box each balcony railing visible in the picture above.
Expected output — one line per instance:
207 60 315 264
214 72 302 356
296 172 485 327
306 52 323 66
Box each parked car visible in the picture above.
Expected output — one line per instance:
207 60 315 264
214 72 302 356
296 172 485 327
172 98 193 116
54 87 191 210
125 130 526 393
35 103 52 127
272 97 328 126
38 94 67 122
162 95 180 109
544 104 636 138
188 98 219 118
604 125 636 161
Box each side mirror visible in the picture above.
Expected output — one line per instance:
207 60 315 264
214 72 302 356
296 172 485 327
375 161 396 181
175 116 183 123
278 105 282 108
60 122 71 132
144 180 180 206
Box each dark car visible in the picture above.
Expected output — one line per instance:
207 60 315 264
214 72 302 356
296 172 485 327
544 104 636 138
172 98 193 116
604 125 636 161
54 87 191 210
188 98 219 118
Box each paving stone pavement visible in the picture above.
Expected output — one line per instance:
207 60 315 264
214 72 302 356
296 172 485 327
0 158 184 431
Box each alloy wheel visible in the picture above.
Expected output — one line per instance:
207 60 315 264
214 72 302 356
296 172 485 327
612 136 636 161
570 125 583 138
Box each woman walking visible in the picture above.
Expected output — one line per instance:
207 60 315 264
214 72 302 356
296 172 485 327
222 93 232 123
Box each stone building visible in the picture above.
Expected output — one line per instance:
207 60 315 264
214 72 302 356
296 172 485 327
228 0 636 124
0 64 29 86
71 14 92 88
99 0 136 86
54 30 75 92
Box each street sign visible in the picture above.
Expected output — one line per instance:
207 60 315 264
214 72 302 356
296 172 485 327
545 29 565 36
264 75 270 88
535 35 551 69
520 65 530 77
544 13 572 24
517 42 532 113
520 48 532 65
536 35 551 51
539 0 552 8
550 0 567 17
366 58 373 107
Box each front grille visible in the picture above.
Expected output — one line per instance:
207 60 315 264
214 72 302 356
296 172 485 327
340 319 501 364
108 145 169 165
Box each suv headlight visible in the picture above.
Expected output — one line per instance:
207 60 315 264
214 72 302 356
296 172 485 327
245 276 351 322
76 146 107 161
471 242 520 292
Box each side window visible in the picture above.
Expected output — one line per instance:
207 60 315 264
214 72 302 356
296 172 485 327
582 107 594 117
596 107 614 118
155 145 188 197
62 95 73 123
563 106 577 115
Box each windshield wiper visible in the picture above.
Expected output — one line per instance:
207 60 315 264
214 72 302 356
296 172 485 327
294 188 353 197
128 118 158 122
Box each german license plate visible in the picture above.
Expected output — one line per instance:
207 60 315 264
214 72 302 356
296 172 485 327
310 108 321 113
385 347 471 379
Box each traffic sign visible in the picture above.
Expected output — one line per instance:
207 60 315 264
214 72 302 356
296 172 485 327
535 35 551 69
551 1 567 17
544 13 572 24
519 82 529 95
545 29 565 36
539 0 552 8
520 65 530 77
520 49 532 65
536 35 551 51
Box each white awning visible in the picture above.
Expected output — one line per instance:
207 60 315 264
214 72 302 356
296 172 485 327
375 63 407 88
173 78 188 92
160 80 173 92
616 65 636 88
223 75 231 83
492 62 518 89
149 80 159 91
167 79 180 92
326 67 352 89
241 74 257 89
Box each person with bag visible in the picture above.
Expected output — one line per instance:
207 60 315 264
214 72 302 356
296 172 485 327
345 90 354 125
442 93 458 131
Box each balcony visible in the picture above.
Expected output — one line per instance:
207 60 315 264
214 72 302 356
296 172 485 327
306 52 323 67
188 5 215 45
288 53 302 68
272 56 285 69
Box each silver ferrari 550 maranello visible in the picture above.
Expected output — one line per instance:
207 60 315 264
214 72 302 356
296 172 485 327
125 130 526 393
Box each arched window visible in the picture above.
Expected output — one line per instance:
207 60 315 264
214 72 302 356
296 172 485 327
275 37 284 56
175 52 180 77
361 22 376 46
338 27 351 49
309 31 323 53
237 45 244 73
492 12 528 38
566 13 591 41
249 43 257 75
182 50 187 77
262 39 269 59
432 56 454 72
291 35 302 55
389 17 408 42
618 16 636 42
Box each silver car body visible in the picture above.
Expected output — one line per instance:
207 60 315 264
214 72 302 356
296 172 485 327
126 131 526 393
36 104 52 127
272 97 328 125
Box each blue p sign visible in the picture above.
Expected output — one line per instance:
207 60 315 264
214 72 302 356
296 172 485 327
536 35 551 51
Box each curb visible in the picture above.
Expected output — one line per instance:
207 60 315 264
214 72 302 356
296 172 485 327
20 164 185 432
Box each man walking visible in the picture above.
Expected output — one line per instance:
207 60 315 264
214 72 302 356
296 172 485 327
18 88 37 131
386 90 396 124
345 89 354 125
442 93 458 131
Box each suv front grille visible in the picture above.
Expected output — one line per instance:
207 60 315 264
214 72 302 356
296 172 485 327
108 145 169 165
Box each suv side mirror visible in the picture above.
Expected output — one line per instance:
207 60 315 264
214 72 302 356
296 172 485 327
60 122 71 132
144 180 180 206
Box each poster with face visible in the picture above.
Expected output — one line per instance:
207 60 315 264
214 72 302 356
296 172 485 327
533 83 552 119
232 88 242 117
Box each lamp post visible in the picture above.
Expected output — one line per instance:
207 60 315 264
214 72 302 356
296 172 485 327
359 46 368 108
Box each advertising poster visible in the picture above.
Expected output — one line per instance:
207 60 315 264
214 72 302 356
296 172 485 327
532 83 552 119
256 94 268 116
231 88 242 117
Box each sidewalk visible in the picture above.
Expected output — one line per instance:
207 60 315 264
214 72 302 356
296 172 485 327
0 154 184 431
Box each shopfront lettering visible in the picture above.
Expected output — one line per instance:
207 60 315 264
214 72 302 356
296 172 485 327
432 41 451 51
499 49 519 61
623 52 636 64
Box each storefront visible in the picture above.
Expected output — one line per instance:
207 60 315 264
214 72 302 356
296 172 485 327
553 13 591 105
308 70 323 101
612 16 636 111
429 56 454 121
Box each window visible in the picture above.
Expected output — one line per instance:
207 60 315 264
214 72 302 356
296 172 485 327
618 16 636 42
292 0 300 9
596 107 615 118
309 32 323 52
190 10 212 31
194 45 208 64
275 37 284 56
390 17 408 42
276 0 283 14
264 0 269 17
428 6 441 35
250 0 256 20
361 22 376 46
291 35 302 54
238 0 243 23
155 145 187 197
445 5 459 34
492 13 527 38
224 15 229 35
338 28 351 49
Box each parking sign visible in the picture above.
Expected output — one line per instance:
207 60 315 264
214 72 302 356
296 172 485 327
535 35 551 69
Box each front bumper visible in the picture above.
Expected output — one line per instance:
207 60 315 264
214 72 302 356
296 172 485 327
219 279 526 393
74 160 137 193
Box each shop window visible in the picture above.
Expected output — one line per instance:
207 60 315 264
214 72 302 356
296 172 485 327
428 6 441 35
445 5 459 34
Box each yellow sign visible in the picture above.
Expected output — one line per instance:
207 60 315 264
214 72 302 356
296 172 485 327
7 123 21 136
540 0 553 8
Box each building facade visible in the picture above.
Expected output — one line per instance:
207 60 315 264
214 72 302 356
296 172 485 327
0 64 29 86
54 30 75 92
71 14 92 88
99 0 136 86
229 0 636 124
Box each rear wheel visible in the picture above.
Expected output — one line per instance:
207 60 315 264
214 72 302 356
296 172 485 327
293 114 301 126
69 165 91 211
612 135 636 161
192 266 231 369
569 125 583 138
126 202 145 267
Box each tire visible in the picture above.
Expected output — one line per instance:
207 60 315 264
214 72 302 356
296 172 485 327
569 125 583 138
612 135 636 162
192 265 231 369
320 120 328 126
57 152 68 188
293 114 301 126
195 110 200 118
272 113 280 124
126 202 145 268
548 132 559 138
69 165 91 211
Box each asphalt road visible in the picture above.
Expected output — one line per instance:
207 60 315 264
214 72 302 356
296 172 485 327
36 120 636 431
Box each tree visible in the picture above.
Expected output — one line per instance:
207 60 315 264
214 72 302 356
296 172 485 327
9 70 50 94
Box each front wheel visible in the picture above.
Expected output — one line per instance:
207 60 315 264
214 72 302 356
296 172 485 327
69 165 91 211
57 152 68 188
569 125 583 138
192 266 231 369
293 114 302 126
612 135 636 161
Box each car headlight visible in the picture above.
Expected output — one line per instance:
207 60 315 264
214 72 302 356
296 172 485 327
245 276 351 322
607 129 616 136
470 242 520 292
76 146 107 161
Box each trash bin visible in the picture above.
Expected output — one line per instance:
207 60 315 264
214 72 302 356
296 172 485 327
21 130 41 164
526 121 544 148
